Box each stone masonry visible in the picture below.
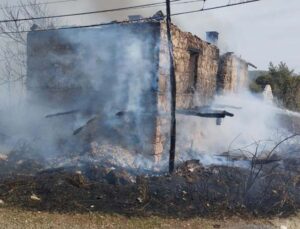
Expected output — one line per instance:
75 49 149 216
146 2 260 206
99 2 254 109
217 52 249 94
27 20 249 162
154 22 220 161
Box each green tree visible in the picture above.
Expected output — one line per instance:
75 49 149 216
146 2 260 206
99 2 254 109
254 62 300 112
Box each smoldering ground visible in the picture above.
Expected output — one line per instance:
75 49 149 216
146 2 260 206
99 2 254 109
0 0 299 219
0 35 299 222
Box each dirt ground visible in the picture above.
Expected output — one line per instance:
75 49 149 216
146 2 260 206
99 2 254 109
0 207 299 229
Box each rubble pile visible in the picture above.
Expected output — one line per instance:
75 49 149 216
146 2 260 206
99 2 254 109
0 144 46 176
0 150 299 218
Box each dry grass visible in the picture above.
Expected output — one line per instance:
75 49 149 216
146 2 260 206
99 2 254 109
0 207 299 229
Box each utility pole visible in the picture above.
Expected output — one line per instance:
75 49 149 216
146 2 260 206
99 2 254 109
166 0 176 173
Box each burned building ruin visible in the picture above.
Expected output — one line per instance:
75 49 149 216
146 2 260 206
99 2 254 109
217 52 250 94
27 19 251 162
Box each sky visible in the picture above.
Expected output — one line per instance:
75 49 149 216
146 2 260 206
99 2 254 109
0 0 300 72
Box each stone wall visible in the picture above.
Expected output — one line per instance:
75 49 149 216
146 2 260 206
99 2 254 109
154 22 219 160
158 22 219 110
27 20 250 162
217 52 249 94
27 22 161 159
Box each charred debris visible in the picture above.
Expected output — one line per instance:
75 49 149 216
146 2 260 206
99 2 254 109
26 17 251 160
0 15 299 218
0 149 299 217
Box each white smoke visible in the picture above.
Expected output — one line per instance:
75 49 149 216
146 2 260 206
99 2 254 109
176 89 300 165
0 1 298 171
0 22 163 170
0 83 67 156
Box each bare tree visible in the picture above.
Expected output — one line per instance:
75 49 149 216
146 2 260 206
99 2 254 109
0 0 58 86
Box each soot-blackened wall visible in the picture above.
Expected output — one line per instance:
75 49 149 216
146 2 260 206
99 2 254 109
27 22 161 158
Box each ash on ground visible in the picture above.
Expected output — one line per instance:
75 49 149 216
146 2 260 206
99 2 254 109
0 144 299 218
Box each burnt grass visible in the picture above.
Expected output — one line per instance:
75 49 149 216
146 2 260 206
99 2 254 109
0 151 300 218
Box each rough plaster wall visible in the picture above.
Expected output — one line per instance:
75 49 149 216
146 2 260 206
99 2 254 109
217 53 249 94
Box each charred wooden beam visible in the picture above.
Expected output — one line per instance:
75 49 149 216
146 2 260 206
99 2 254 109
45 109 80 118
116 109 234 118
247 62 257 69
176 109 234 118
252 158 281 165
73 116 99 135
188 47 201 54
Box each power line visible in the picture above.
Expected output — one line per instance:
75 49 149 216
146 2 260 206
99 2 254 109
0 0 203 24
172 0 260 16
171 0 206 6
0 0 261 35
0 17 148 35
0 0 77 10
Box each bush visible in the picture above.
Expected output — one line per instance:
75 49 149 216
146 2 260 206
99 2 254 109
253 62 300 112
